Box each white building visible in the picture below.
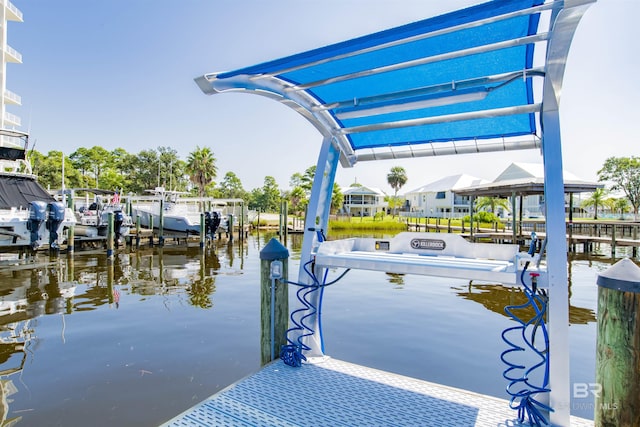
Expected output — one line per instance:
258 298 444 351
0 1 24 173
404 174 489 218
1 1 23 131
341 185 387 217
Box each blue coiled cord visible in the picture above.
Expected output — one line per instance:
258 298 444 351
500 255 552 426
280 259 350 367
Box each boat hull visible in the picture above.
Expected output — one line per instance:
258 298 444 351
0 207 76 250
130 207 201 235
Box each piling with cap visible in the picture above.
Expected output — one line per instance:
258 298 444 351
260 238 289 365
595 258 640 426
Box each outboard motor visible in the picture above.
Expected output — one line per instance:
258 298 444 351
204 211 213 239
204 211 222 239
212 211 222 236
46 202 66 249
28 201 47 249
114 210 125 244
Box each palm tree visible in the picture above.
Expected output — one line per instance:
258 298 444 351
475 196 510 215
186 146 218 204
387 166 407 217
606 197 630 219
581 188 608 220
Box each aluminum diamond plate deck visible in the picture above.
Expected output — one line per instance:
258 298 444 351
161 358 594 427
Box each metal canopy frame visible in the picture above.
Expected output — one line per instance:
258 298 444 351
195 1 595 425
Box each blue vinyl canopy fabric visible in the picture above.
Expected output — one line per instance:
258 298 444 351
197 0 551 165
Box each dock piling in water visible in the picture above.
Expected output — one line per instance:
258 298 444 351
200 212 205 249
158 198 165 246
259 238 289 365
106 212 114 259
595 258 640 426
135 215 141 248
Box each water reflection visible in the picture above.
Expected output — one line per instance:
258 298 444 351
0 243 237 369
385 272 405 287
0 234 628 425
450 282 596 324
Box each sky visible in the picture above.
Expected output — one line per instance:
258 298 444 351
6 0 638 195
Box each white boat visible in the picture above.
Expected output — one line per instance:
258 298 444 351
72 189 134 241
130 187 226 236
0 129 76 250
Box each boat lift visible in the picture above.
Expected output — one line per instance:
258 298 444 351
195 1 595 425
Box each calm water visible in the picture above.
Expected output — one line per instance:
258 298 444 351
0 232 624 425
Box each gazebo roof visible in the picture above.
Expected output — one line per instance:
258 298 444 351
453 177 603 197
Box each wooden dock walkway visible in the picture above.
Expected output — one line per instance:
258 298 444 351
162 358 594 427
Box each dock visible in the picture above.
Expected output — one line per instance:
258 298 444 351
162 358 594 427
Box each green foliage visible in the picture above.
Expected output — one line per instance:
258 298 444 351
387 166 408 193
30 150 83 190
331 183 344 214
248 176 281 212
384 195 404 213
158 146 188 191
186 146 217 199
474 196 510 214
286 166 344 216
581 188 608 220
288 186 307 216
329 216 407 231
462 211 500 224
217 171 247 199
598 156 640 215
387 166 407 216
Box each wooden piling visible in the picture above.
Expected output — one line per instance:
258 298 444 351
148 215 154 246
611 224 617 257
106 212 114 259
260 238 289 366
240 202 245 240
158 198 165 246
67 225 75 254
65 193 74 254
595 258 640 426
200 212 206 249
135 215 141 248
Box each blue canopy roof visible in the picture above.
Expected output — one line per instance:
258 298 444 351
195 0 570 166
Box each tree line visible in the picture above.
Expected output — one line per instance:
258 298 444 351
28 145 640 219
28 145 343 214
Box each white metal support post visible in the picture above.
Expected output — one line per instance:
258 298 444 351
542 1 595 425
296 136 340 360
541 105 570 425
